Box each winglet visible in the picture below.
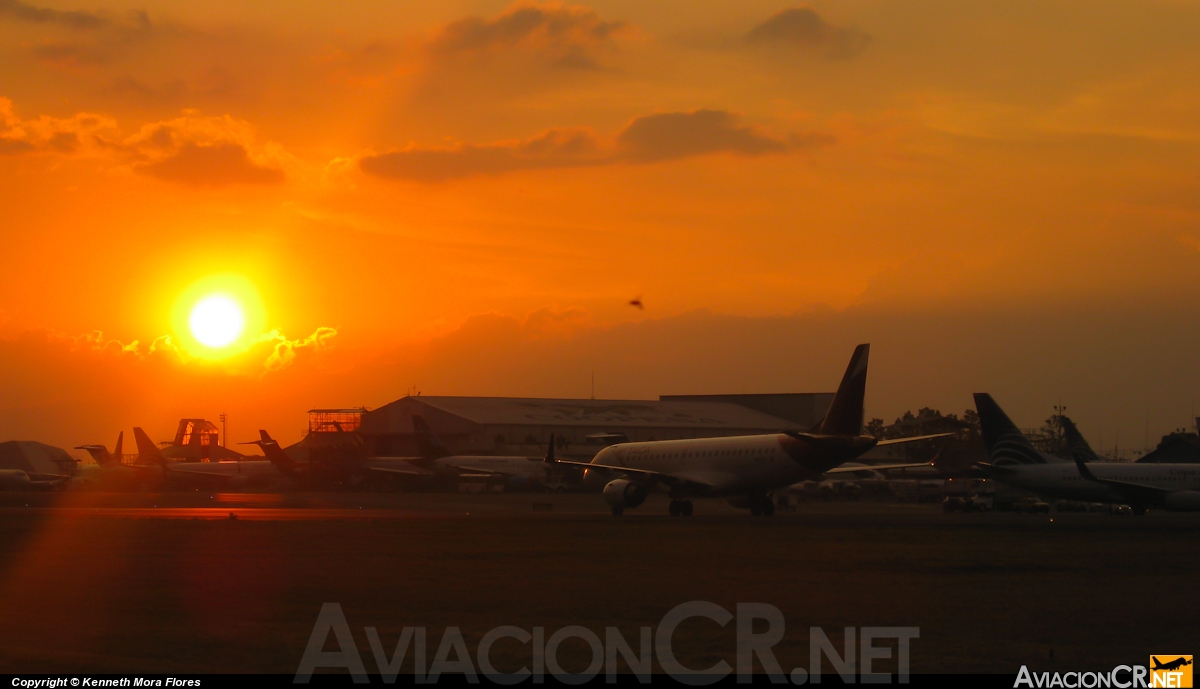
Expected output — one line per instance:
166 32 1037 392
545 434 556 464
114 431 123 463
819 344 869 436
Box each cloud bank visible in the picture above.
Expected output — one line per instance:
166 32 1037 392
360 109 826 181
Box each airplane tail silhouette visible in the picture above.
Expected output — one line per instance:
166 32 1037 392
75 431 124 467
973 394 1046 465
132 427 168 466
412 416 451 461
244 430 298 476
1060 416 1100 463
818 344 869 436
113 431 123 465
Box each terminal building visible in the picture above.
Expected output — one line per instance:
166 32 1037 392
354 393 835 459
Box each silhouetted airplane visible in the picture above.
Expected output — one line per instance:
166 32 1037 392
74 432 124 467
547 344 941 516
976 398 1200 513
629 298 643 309
133 427 281 489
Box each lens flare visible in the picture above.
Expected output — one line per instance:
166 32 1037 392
188 295 245 348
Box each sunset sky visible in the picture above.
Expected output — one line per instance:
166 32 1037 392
2 0 1199 454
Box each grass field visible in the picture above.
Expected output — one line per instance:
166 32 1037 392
0 493 1196 675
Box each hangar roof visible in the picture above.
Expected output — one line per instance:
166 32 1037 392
363 396 794 433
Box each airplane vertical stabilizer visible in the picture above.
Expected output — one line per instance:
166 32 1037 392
132 427 168 466
113 431 123 465
412 416 452 461
1060 416 1100 463
973 393 1046 465
253 431 298 475
819 344 869 436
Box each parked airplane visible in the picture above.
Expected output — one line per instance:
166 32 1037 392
391 415 549 488
133 427 282 489
248 430 434 488
546 344 941 516
974 398 1200 514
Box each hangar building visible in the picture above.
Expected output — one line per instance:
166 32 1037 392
357 393 834 459
0 440 77 478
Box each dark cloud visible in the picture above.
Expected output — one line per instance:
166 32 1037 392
430 2 628 70
616 110 789 162
360 110 824 181
360 128 603 182
137 143 284 187
745 7 870 60
0 0 107 29
0 137 34 155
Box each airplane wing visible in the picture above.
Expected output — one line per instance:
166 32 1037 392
824 462 933 474
550 458 719 492
1072 455 1169 506
875 433 955 446
550 457 664 478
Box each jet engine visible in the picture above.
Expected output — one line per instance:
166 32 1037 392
602 479 647 509
1164 491 1200 511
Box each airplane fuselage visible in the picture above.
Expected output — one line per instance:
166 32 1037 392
590 432 877 498
988 463 1200 503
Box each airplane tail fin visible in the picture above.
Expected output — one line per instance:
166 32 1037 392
249 430 297 476
544 434 556 464
973 394 1045 465
412 416 451 461
1060 416 1100 463
75 445 112 466
113 431 123 465
132 427 168 466
818 344 870 436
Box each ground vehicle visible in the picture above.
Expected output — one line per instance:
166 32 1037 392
1012 497 1051 514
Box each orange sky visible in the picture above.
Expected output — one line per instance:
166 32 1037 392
2 0 1199 454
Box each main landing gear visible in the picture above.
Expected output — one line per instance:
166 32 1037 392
669 499 694 517
749 495 775 517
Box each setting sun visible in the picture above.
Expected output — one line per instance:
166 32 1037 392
170 273 267 358
189 296 245 348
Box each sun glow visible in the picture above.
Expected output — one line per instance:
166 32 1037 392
189 296 245 348
171 273 267 358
